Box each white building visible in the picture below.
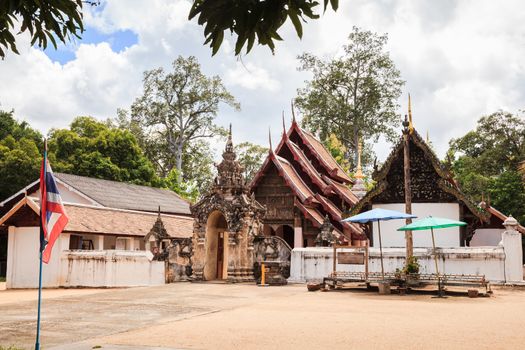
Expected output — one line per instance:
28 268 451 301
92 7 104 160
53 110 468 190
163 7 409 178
0 173 193 288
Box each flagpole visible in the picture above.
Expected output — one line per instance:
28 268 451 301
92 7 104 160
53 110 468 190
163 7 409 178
35 139 47 350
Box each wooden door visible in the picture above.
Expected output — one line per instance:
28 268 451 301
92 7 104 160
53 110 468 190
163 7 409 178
217 232 224 279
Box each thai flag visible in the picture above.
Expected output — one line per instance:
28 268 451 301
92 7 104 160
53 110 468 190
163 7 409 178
39 153 69 264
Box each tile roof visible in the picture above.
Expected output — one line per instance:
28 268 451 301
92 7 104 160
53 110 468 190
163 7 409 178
299 128 353 184
286 139 330 191
64 204 193 238
322 175 359 206
273 155 318 204
55 173 191 215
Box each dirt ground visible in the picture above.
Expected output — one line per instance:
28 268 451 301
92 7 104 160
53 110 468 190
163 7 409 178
1 283 525 350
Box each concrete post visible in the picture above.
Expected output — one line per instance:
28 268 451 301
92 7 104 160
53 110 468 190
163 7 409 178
94 235 104 250
294 214 303 248
501 216 523 283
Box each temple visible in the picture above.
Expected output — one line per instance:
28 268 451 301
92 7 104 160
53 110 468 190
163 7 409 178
250 114 366 248
349 121 518 248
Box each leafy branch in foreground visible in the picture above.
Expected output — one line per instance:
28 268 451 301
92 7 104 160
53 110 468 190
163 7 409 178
188 0 339 56
0 1 97 59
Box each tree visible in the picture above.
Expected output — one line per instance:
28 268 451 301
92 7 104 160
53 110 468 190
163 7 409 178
448 111 525 222
48 116 160 186
295 27 404 168
189 0 338 56
235 142 268 182
0 110 42 200
0 0 87 59
1 1 338 58
127 56 239 180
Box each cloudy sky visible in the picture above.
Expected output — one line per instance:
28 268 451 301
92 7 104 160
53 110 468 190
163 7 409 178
1 0 524 162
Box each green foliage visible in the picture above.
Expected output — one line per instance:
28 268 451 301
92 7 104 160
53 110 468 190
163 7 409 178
0 0 87 58
48 116 159 186
121 56 238 200
448 111 525 223
189 0 338 56
163 168 199 202
295 27 404 169
0 110 42 200
0 346 24 350
323 133 350 174
235 142 268 183
402 256 420 274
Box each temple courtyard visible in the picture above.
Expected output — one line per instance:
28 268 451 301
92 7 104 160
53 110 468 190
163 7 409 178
1 282 525 349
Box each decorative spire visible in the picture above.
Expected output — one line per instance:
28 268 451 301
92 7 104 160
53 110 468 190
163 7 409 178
282 111 286 136
291 99 297 124
268 127 273 151
408 94 414 134
225 123 233 153
215 124 244 194
426 130 430 143
351 138 367 199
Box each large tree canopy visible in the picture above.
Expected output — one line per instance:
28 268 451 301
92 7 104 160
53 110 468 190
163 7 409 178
189 0 338 56
295 27 404 168
125 55 238 182
448 111 525 223
0 0 86 59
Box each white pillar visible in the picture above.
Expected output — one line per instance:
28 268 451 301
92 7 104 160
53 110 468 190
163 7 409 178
94 235 104 250
6 226 15 289
294 214 303 248
500 216 523 283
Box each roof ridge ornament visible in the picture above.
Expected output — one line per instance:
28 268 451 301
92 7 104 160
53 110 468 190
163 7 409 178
268 127 273 151
291 99 297 124
408 93 414 134
282 111 287 137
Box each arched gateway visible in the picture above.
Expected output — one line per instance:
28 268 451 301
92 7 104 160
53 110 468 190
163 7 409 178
191 127 265 282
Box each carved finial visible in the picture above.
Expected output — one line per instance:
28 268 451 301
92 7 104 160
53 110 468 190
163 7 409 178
402 114 410 134
291 99 297 124
282 111 286 135
225 124 234 153
158 205 161 217
408 93 414 134
268 127 273 151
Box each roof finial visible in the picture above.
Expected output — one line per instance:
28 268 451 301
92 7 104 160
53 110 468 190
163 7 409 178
291 99 297 124
268 127 273 151
158 205 161 217
402 114 410 134
408 93 414 134
426 130 430 143
282 111 287 137
229 123 232 138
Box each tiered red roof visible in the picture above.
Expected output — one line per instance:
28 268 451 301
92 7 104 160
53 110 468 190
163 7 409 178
250 118 364 239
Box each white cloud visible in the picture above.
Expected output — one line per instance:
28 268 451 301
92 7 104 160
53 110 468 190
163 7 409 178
1 0 524 163
225 62 280 92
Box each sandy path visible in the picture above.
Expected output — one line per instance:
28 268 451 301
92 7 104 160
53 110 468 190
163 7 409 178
98 285 525 350
0 286 119 305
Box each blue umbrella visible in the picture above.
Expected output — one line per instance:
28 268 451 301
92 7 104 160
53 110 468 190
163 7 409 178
343 208 417 279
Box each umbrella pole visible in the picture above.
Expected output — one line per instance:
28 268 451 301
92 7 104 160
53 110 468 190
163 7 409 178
431 228 444 297
378 221 385 280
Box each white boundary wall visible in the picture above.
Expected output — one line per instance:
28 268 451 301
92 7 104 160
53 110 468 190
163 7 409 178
6 226 165 288
61 250 165 287
289 228 523 284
